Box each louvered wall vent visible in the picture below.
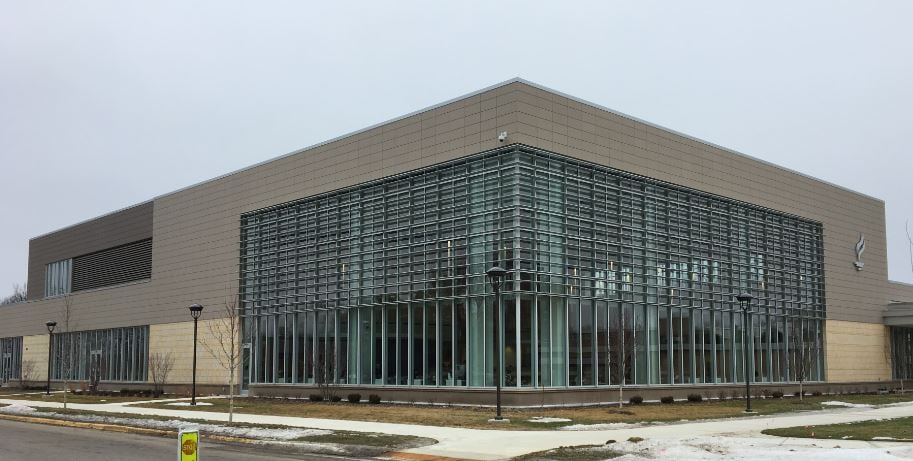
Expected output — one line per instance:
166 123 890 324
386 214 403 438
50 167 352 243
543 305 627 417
72 238 152 292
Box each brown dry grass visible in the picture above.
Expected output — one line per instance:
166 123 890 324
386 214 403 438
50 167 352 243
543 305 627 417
2 392 164 404
135 393 913 431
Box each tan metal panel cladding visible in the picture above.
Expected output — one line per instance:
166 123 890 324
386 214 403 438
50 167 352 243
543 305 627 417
3 80 899 338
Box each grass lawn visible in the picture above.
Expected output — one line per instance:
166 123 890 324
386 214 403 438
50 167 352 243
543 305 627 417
763 416 913 441
510 444 622 460
295 430 424 447
134 393 913 431
0 388 40 395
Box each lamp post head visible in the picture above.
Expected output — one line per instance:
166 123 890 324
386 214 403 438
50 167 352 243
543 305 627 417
736 292 753 307
45 321 57 333
189 303 204 319
486 265 508 291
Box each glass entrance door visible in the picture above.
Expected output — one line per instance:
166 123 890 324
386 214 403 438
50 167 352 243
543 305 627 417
1 352 11 385
88 349 103 390
241 342 250 395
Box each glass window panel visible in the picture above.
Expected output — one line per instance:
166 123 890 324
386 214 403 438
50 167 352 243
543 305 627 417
520 296 533 387
503 296 517 387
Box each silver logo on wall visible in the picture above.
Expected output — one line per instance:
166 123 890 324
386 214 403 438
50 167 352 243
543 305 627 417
854 233 866 271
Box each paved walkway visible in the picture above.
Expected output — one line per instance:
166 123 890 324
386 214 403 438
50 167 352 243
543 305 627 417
3 396 913 460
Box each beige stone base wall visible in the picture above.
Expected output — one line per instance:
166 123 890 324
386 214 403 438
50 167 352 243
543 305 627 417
149 319 234 386
826 319 891 382
15 321 235 388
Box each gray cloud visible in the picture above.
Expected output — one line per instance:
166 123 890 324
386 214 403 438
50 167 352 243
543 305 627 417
2 0 911 297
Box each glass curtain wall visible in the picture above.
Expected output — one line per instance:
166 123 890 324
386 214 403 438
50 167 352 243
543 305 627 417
0 336 23 384
51 325 149 382
241 146 826 388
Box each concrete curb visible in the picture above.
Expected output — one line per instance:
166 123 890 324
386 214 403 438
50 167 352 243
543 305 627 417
0 412 257 445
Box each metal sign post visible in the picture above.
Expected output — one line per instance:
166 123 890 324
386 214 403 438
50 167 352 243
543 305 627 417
178 426 199 461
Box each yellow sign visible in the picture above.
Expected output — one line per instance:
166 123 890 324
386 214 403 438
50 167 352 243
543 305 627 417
178 428 199 461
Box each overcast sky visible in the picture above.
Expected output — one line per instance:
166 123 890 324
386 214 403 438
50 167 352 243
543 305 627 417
2 1 912 297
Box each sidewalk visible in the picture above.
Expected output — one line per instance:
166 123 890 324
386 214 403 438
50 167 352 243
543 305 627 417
4 396 913 460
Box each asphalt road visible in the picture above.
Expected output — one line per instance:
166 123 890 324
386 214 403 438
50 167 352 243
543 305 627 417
0 419 359 461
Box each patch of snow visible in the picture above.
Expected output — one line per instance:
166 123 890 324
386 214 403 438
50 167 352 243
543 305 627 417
871 437 896 441
820 401 873 408
559 422 640 431
527 417 572 423
606 435 913 460
0 404 37 414
250 439 346 454
167 402 214 406
880 401 913 407
0 405 329 441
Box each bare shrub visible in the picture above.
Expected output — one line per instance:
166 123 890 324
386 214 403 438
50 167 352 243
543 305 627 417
610 308 636 408
201 285 244 425
18 359 36 389
790 319 815 401
314 349 337 401
55 294 76 409
149 352 175 395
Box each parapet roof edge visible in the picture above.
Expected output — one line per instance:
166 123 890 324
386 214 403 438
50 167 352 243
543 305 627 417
30 200 154 241
32 77 882 240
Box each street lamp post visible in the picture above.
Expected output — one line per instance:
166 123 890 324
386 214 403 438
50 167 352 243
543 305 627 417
189 303 204 406
45 321 57 395
736 292 754 413
486 265 507 421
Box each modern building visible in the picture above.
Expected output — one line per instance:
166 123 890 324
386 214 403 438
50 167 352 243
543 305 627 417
2 79 912 405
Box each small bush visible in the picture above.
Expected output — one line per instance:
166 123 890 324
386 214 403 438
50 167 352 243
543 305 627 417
627 436 644 443
308 394 324 402
761 389 772 399
347 393 362 403
330 395 342 402
717 390 727 401
771 391 784 399
628 395 644 405
687 393 703 403
812 390 822 397
368 394 382 404
660 396 674 404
